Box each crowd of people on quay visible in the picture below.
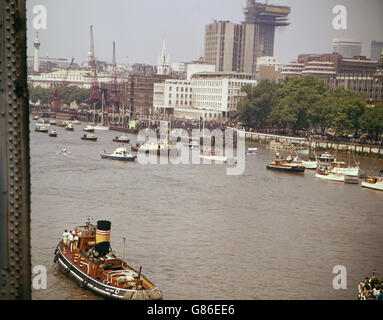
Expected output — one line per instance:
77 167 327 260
30 104 383 147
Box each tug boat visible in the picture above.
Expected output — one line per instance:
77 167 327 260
81 133 98 141
113 134 130 143
101 146 137 161
53 219 162 300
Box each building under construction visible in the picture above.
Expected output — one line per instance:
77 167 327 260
204 0 290 75
243 0 290 57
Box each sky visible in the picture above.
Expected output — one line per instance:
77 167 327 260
26 0 383 66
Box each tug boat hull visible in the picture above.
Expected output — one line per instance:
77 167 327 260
55 245 162 300
53 220 162 300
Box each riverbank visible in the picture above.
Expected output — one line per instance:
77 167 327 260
232 128 383 159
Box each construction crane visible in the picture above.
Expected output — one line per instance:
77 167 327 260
89 25 101 109
109 41 120 112
51 58 75 112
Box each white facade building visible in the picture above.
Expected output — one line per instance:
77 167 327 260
186 59 216 80
153 72 257 120
332 38 362 58
28 69 126 89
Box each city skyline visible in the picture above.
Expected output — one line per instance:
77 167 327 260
26 0 383 66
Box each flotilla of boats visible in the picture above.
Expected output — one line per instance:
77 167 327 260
32 116 382 192
265 149 382 191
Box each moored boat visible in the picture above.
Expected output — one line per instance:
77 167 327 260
329 161 360 177
301 159 318 170
81 133 98 141
266 160 305 173
266 153 305 173
317 153 335 163
101 146 137 161
53 219 162 300
361 171 383 191
315 164 344 182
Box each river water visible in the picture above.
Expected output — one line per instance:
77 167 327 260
30 119 383 300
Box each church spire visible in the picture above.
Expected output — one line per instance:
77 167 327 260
157 35 170 75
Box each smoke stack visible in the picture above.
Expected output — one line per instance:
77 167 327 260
95 220 111 257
